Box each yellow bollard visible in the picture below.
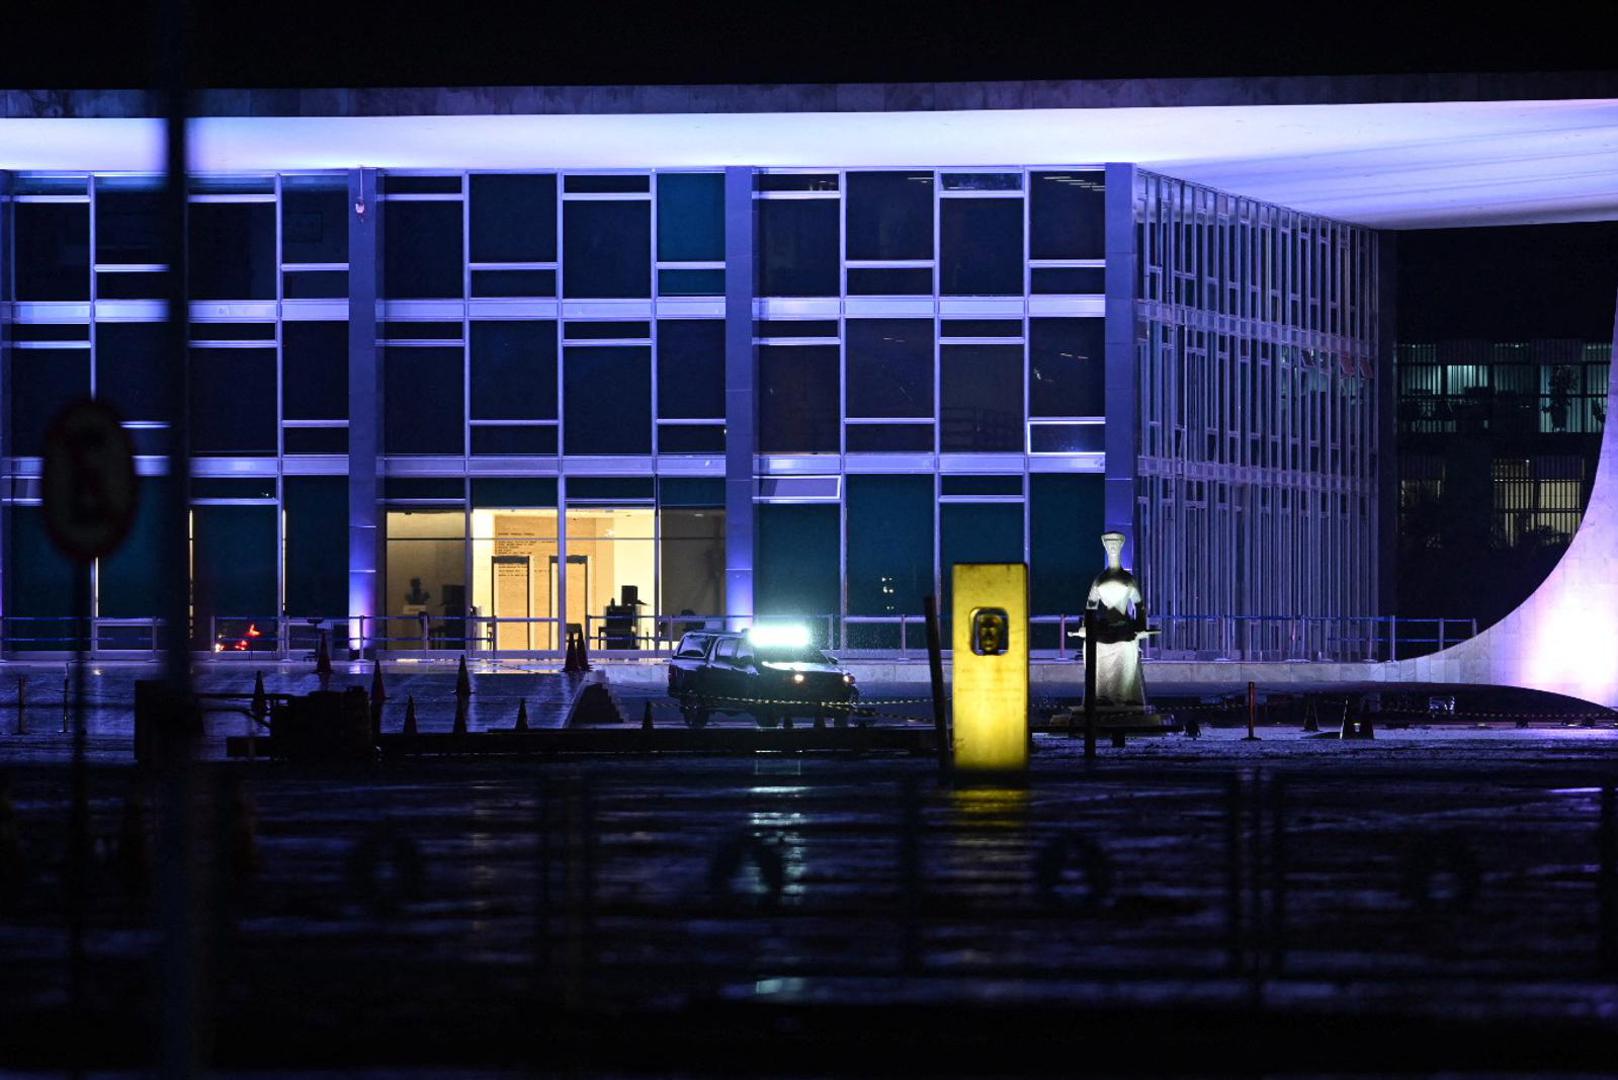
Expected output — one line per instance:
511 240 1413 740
950 563 1029 774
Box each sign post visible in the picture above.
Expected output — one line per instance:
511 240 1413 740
42 398 139 1052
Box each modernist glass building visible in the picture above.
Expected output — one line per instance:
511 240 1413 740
0 100 1392 658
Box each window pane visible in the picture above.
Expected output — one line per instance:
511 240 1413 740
10 350 89 456
940 502 1023 613
188 202 275 300
847 475 933 617
660 507 726 619
1029 318 1105 416
282 321 348 421
384 201 464 299
285 476 349 616
940 199 1023 296
384 346 464 454
96 186 164 265
96 322 167 422
1029 423 1105 452
657 268 723 296
657 173 723 262
656 319 724 419
471 426 557 455
8 507 75 646
846 171 933 260
192 506 278 649
1031 267 1106 294
281 178 349 264
14 202 89 300
657 424 724 452
470 174 557 262
757 504 839 630
845 424 933 451
563 346 651 454
1030 171 1106 260
189 347 278 453
99 476 167 618
472 269 555 297
846 319 932 418
941 344 1023 451
562 200 651 299
758 199 839 297
847 267 932 295
1030 474 1104 616
471 321 557 420
283 270 346 298
759 344 839 452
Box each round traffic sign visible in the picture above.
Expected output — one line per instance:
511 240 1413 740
41 399 139 562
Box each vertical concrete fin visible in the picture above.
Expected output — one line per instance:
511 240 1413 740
346 168 381 654
723 166 756 625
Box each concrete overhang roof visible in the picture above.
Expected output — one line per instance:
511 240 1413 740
3 74 1617 229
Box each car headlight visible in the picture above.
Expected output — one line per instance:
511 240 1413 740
792 673 806 684
843 673 855 684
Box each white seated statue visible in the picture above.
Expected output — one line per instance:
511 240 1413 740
1079 531 1151 711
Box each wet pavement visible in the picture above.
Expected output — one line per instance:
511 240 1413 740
5 664 1618 1072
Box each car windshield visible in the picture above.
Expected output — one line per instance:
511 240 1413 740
755 643 833 665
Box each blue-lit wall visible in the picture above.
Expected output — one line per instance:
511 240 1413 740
0 164 1119 653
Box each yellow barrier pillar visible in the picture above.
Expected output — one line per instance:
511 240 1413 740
950 563 1029 773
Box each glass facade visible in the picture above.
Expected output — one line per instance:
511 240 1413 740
0 162 1374 655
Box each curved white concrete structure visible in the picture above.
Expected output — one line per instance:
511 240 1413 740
1391 298 1618 706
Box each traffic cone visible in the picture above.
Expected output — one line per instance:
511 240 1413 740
402 695 418 736
516 699 530 732
576 631 591 672
251 671 268 726
455 655 472 701
453 694 469 735
1303 698 1319 733
1359 706 1376 740
563 633 578 673
371 661 387 706
1338 699 1358 740
641 700 654 731
315 630 333 678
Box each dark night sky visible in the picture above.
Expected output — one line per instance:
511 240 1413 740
8 2 1615 343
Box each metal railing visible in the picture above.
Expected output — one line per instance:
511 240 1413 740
0 611 1480 663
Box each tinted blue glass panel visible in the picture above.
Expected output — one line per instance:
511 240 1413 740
657 425 725 452
1031 171 1107 260
1029 423 1105 452
96 186 164 264
470 426 558 455
470 321 557 420
281 178 349 263
10 350 89 456
563 346 651 454
657 268 724 296
283 428 348 454
847 476 933 628
472 478 559 507
1029 318 1105 416
565 175 649 194
472 269 555 297
283 271 348 298
657 319 724 419
7 507 74 647
942 475 1022 496
758 199 839 297
284 476 348 616
470 173 557 262
846 319 933 418
191 506 277 648
563 201 651 299
940 199 1023 296
1030 474 1104 617
384 346 464 454
844 424 933 451
99 476 166 618
283 321 348 421
846 171 933 260
847 267 933 295
95 322 166 422
189 203 276 300
657 173 724 261
757 504 839 630
940 502 1023 613
15 202 89 300
96 271 170 299
189 348 276 454
1031 267 1106 294
384 201 464 299
941 344 1023 451
759 345 839 452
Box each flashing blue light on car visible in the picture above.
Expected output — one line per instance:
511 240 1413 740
747 623 812 649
